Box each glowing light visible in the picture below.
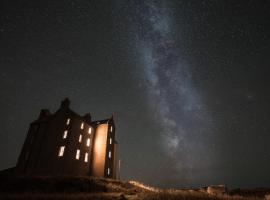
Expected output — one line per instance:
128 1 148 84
79 134 82 143
58 146 65 157
66 118 70 125
76 149 80 160
92 124 109 177
109 138 112 145
63 130 68 139
80 122 84 129
84 153 89 162
88 127 92 134
86 138 90 147
129 181 159 192
108 151 111 158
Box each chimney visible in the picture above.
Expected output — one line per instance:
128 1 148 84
60 98 70 109
109 114 114 122
38 109 51 120
83 113 91 124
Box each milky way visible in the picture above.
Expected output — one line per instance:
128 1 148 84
1 0 269 189
133 1 216 182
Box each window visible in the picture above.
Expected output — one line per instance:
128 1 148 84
84 153 89 162
58 146 65 157
63 130 68 139
66 118 70 125
107 168 110 175
80 122 84 129
110 126 113 132
76 149 80 160
86 138 91 147
109 138 112 145
88 127 92 134
108 151 111 158
79 134 82 143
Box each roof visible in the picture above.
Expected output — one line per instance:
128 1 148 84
32 98 114 127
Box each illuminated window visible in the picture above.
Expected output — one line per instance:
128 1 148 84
109 138 112 145
86 138 91 147
63 130 68 139
58 146 65 157
76 149 80 160
84 153 89 162
107 168 110 175
79 134 82 143
66 118 70 125
88 127 92 134
108 151 111 158
80 122 84 129
110 126 113 132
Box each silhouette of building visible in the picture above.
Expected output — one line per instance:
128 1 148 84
16 98 120 179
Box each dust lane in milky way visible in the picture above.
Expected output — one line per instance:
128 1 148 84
133 1 217 183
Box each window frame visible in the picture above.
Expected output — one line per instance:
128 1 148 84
108 151 111 158
76 149 80 160
79 134 82 143
84 153 89 162
58 146 65 157
63 130 68 139
80 122 84 129
86 138 91 147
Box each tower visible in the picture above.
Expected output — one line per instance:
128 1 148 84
91 116 115 177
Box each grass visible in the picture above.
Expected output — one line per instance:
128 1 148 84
139 191 264 200
0 176 268 200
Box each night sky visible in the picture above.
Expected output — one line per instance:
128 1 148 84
1 0 270 188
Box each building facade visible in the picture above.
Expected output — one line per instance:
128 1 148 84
16 98 119 179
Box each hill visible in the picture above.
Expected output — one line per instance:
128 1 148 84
0 175 269 200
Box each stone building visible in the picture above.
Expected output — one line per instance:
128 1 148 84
16 98 119 179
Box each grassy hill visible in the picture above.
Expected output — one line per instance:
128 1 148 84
0 175 269 200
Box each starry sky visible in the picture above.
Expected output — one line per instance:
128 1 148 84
1 0 270 188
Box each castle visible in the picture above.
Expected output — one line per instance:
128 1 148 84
16 98 120 179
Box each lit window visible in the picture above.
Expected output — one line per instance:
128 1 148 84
109 138 112 145
58 146 65 157
110 126 113 132
63 130 68 139
66 118 70 125
108 151 111 158
80 123 84 129
84 153 89 162
76 149 80 160
88 127 92 134
107 168 110 175
86 138 91 147
79 134 82 143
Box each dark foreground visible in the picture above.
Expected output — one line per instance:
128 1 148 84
0 176 269 200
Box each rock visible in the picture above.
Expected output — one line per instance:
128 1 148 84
207 185 227 195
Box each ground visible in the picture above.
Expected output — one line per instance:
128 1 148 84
0 175 269 200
